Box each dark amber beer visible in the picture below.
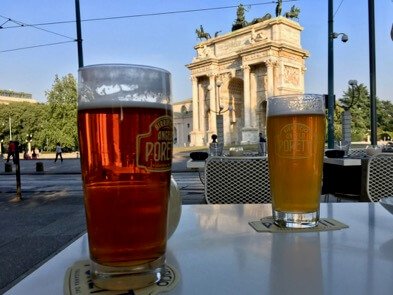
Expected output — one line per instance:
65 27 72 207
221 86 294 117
267 94 325 228
78 65 172 290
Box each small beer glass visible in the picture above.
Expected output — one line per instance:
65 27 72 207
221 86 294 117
78 64 173 290
266 94 326 228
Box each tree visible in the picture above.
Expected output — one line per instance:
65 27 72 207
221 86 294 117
44 74 78 151
0 102 46 150
335 83 393 142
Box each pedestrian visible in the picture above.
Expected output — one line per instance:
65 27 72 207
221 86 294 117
23 150 31 160
54 142 63 163
6 141 16 163
258 132 267 156
32 148 38 160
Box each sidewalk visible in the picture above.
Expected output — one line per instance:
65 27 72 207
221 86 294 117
0 158 81 175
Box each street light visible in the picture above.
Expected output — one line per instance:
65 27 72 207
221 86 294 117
26 134 33 153
331 32 349 43
341 80 360 144
327 5 349 149
205 80 233 144
346 80 360 110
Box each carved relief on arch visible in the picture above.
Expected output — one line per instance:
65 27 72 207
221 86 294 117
264 58 278 68
217 72 233 84
283 65 300 86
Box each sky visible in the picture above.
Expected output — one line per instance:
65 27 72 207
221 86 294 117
1 0 392 103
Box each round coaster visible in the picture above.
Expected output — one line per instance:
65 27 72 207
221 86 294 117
64 260 179 295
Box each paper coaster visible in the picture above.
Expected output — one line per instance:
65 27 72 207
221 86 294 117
64 260 179 295
249 217 348 233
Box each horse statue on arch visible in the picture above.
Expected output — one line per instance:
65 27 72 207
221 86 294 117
285 5 300 20
195 25 211 41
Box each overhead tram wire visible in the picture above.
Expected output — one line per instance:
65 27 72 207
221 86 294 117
0 14 75 40
334 0 345 17
0 0 298 29
0 40 76 53
0 0 298 53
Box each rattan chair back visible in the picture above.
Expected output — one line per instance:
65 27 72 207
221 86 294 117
204 156 271 204
366 153 393 202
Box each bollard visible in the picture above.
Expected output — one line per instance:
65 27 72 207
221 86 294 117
36 162 44 172
5 162 12 172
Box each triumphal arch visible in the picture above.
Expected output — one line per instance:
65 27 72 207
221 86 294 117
187 17 309 146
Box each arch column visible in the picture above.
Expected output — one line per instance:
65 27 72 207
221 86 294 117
198 83 206 144
243 65 251 128
208 74 217 139
190 76 204 146
241 65 258 144
266 59 275 98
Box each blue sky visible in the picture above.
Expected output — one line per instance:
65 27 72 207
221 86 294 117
1 0 392 103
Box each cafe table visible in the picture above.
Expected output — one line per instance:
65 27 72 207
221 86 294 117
5 203 393 295
322 157 370 201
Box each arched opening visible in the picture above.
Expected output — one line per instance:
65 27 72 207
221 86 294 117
225 77 244 144
173 127 178 145
257 100 267 135
181 105 188 114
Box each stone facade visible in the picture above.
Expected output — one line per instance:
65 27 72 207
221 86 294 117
172 99 193 147
186 17 308 146
0 90 37 104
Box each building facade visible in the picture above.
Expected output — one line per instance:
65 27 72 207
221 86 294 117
186 17 308 146
173 99 193 147
0 90 37 104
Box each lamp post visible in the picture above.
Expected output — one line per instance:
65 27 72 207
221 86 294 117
9 116 12 140
327 0 349 148
368 0 377 146
341 80 359 144
215 81 224 144
26 134 33 153
206 80 232 145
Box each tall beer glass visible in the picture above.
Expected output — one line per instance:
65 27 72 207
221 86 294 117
266 94 325 228
78 64 172 290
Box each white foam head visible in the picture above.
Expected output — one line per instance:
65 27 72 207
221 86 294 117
78 64 171 110
267 94 325 117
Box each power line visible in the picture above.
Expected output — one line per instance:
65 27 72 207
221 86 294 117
0 40 75 53
0 15 75 40
334 0 345 17
0 1 297 29
0 0 298 53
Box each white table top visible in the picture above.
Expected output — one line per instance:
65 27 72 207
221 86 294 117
6 203 393 295
324 157 362 166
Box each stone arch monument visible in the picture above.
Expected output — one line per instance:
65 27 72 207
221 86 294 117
186 17 308 146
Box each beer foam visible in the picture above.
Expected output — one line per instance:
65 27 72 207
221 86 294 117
78 100 172 111
267 94 325 117
78 64 172 107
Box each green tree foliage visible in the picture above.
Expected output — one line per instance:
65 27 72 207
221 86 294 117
44 74 78 151
0 74 78 152
0 102 47 151
335 83 393 141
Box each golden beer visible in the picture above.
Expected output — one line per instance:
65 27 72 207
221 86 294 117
267 95 326 228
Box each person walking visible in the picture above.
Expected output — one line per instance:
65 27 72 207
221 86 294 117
6 141 16 163
54 142 63 163
258 132 267 156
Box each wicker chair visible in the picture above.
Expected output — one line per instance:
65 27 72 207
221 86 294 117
366 153 393 202
204 156 271 204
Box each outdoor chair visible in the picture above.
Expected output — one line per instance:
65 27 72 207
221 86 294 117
366 153 393 202
347 148 368 158
204 156 271 204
